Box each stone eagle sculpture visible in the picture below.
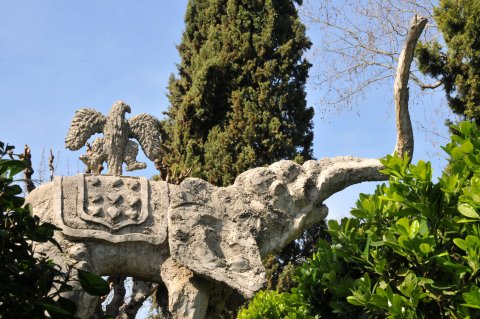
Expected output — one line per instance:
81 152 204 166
65 100 163 175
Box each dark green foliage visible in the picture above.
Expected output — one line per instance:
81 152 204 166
164 0 314 187
77 270 110 297
164 0 318 298
239 121 480 318
416 0 480 123
0 142 109 318
265 222 329 292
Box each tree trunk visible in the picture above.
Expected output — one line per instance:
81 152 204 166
394 15 428 159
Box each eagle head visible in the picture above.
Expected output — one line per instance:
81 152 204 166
111 100 131 118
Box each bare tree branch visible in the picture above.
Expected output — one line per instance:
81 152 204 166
394 15 428 158
410 74 443 90
300 0 439 110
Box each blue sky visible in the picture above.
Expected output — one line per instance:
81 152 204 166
1 1 451 221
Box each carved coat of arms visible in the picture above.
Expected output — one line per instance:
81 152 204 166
79 175 149 231
53 174 168 245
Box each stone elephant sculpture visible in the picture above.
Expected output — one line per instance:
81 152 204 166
27 156 385 318
26 15 426 319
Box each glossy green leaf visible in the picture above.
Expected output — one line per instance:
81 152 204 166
459 121 473 136
453 238 468 251
457 218 480 223
2 159 27 178
346 295 365 306
451 147 463 160
397 272 417 298
77 269 109 296
462 287 480 309
419 243 431 254
328 219 340 232
370 240 385 247
458 204 480 219
409 220 420 238
396 218 411 237
461 140 474 153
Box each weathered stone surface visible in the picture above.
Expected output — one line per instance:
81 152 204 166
65 100 164 175
168 177 266 299
27 157 387 318
160 258 210 319
51 174 168 244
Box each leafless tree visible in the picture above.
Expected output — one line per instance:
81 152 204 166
37 146 46 185
300 0 442 113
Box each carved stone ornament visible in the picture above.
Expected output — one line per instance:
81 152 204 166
79 175 148 230
65 100 164 175
52 174 168 245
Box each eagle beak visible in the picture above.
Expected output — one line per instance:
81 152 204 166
124 104 131 114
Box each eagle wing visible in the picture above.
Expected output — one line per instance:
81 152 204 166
127 113 163 161
65 108 106 150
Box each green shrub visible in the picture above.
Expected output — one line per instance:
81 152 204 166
236 290 303 319
239 121 480 318
0 142 109 318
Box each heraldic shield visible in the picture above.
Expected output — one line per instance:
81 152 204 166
78 174 149 230
53 174 168 245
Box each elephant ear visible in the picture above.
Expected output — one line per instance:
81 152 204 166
168 178 266 298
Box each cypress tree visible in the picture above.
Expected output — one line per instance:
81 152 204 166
416 0 480 123
164 0 314 187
